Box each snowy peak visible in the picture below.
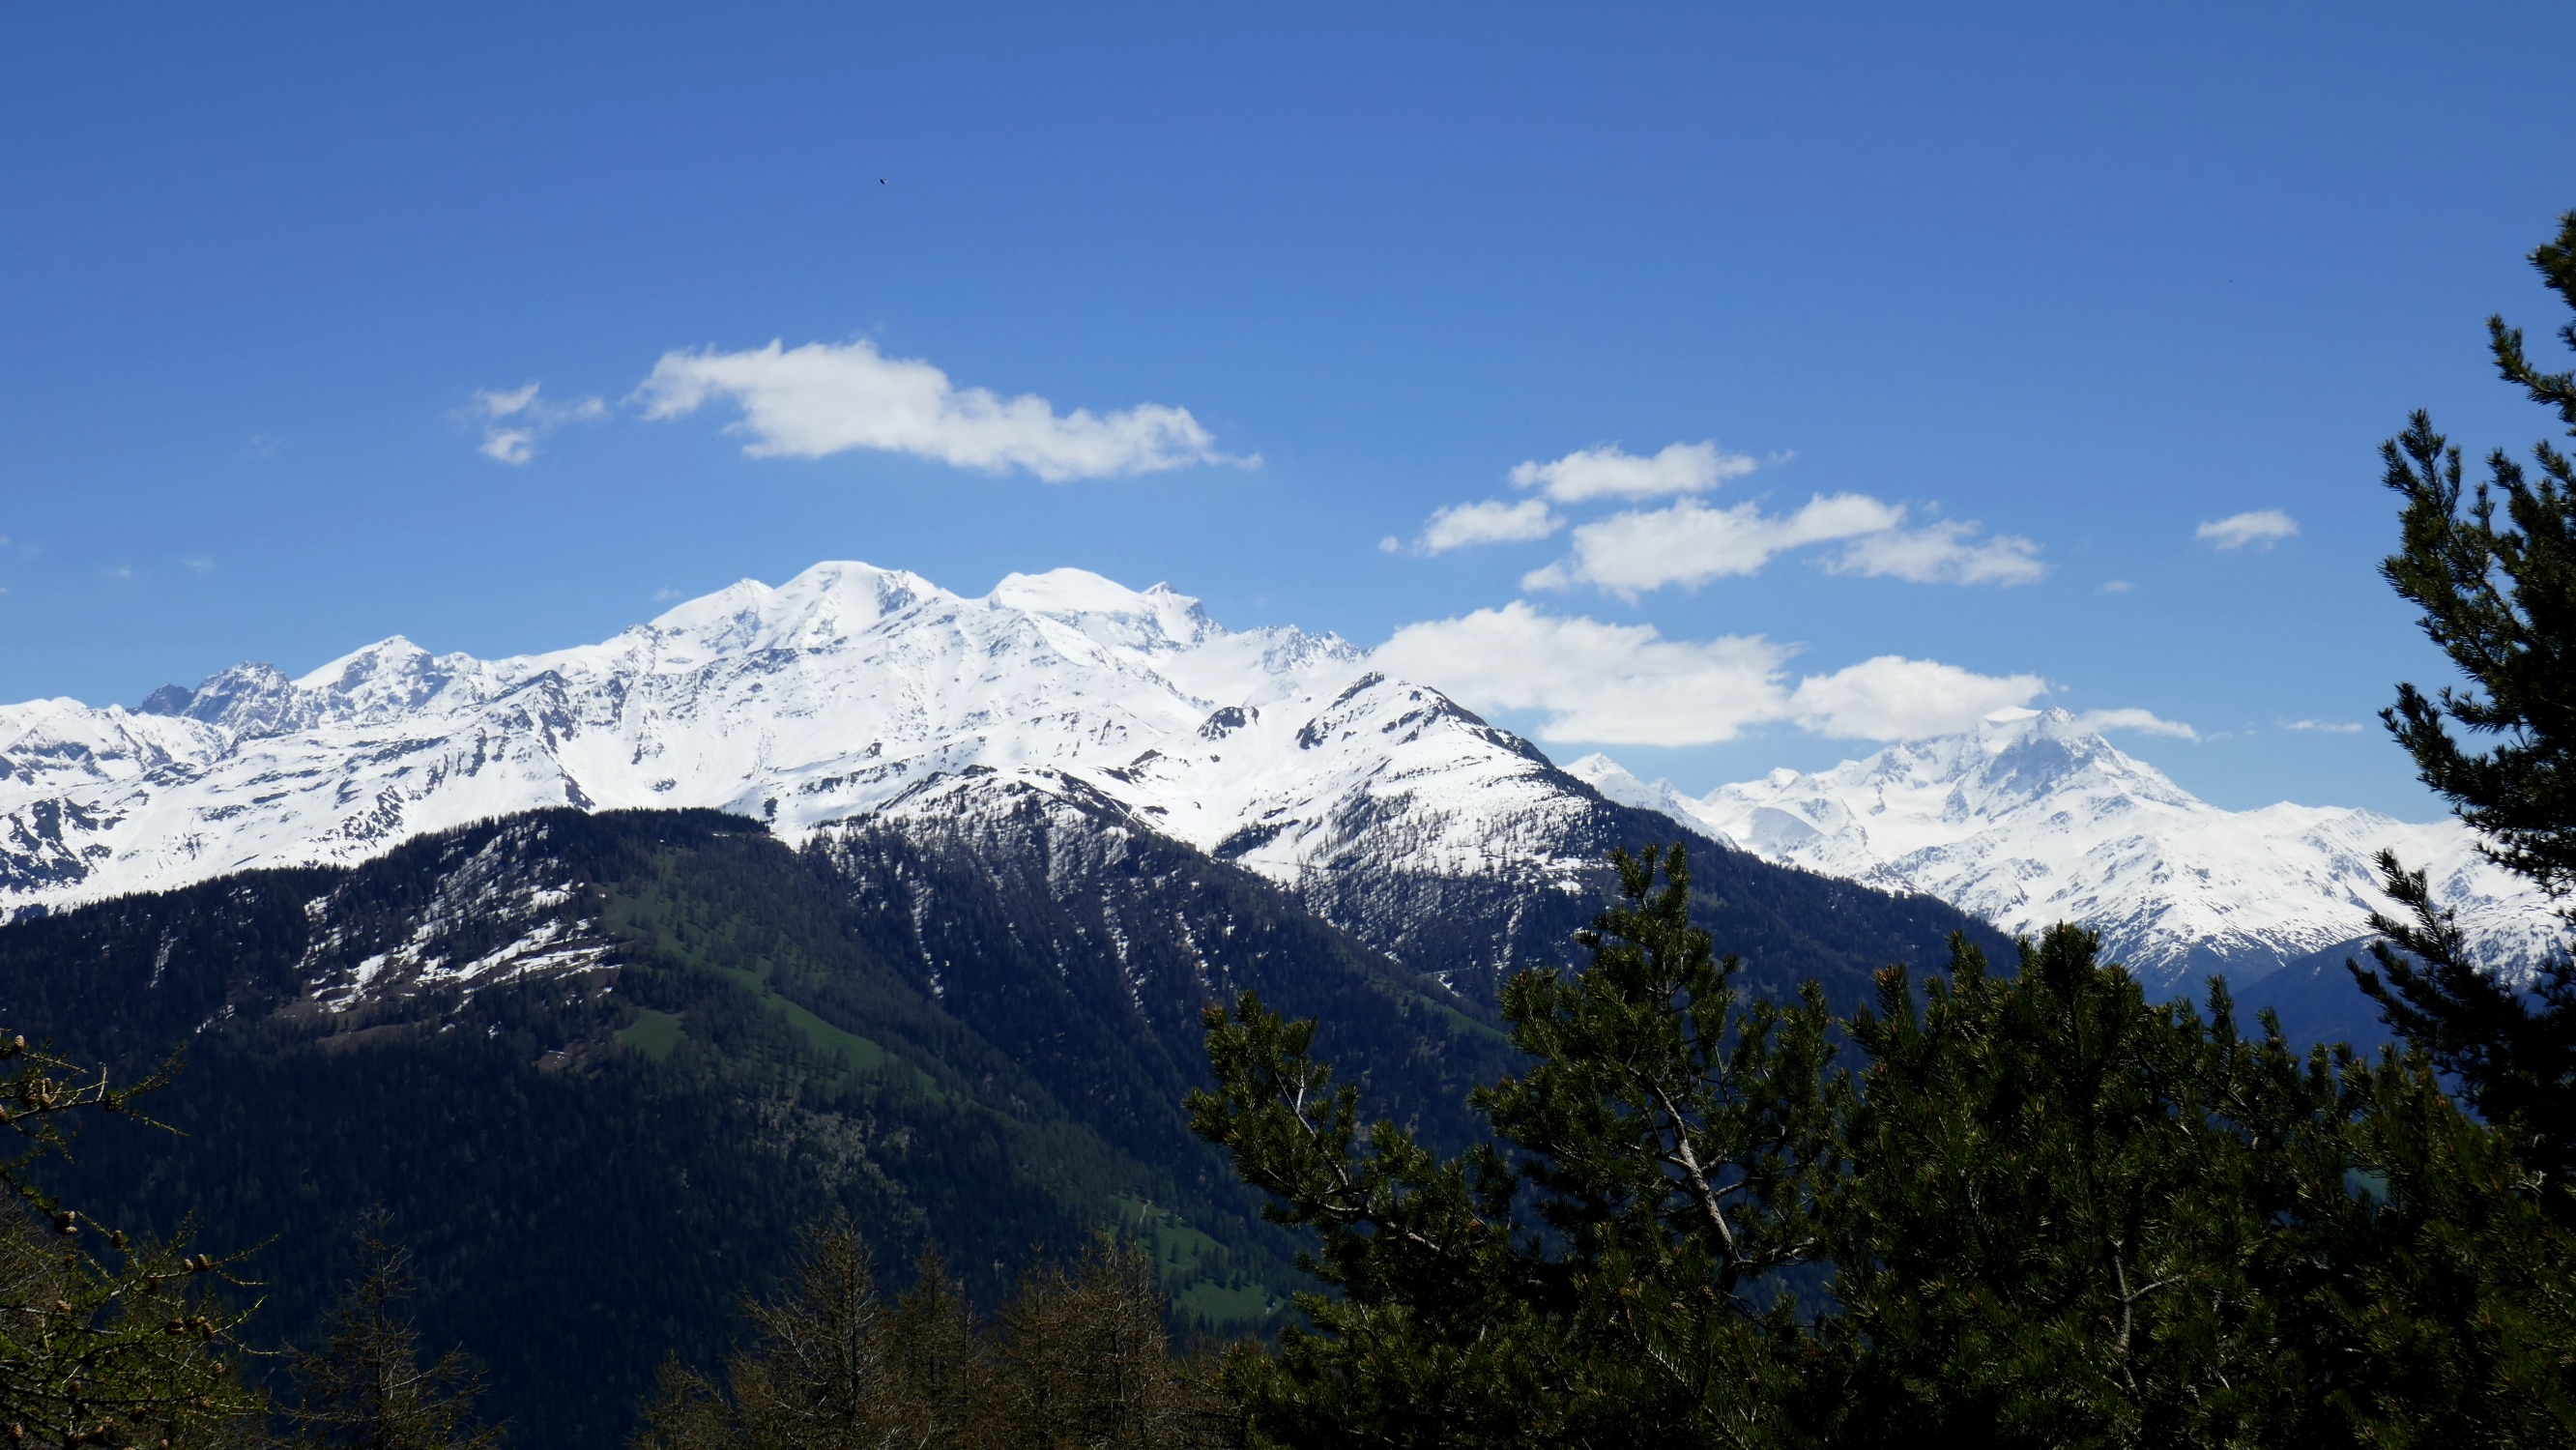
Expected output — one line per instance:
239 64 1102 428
1591 712 2560 986
984 569 1216 653
646 562 948 653
1562 753 1713 828
294 637 469 725
0 561 1613 978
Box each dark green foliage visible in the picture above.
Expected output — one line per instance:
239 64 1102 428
1832 926 2576 1447
2354 851 2576 1203
1199 849 2576 1447
1830 930 2304 1444
2379 221 2576 899
1189 846 1840 1449
2359 209 2576 1199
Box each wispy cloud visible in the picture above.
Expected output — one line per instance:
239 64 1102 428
1789 655 2055 740
2074 708 2199 740
634 338 1252 481
2197 509 2298 550
471 382 606 464
1828 518 2045 586
1509 441 1762 503
182 556 215 575
1411 498 1562 554
2100 579 2135 594
1519 494 2041 596
1521 494 1901 595
1372 601 2050 746
2283 717 2365 734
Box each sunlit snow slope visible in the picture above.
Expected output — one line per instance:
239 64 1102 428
1568 708 2562 988
0 564 1628 946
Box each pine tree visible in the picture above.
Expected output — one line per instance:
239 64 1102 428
989 1235 1232 1450
631 1217 1230 1450
1188 845 1838 1449
1821 927 2576 1445
1197 853 2576 1443
878 1250 984 1450
2357 208 2576 1201
721 1215 894 1450
286 1224 500 1450
0 1034 263 1450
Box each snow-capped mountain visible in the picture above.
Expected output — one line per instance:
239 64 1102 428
0 563 1637 990
1568 708 2563 988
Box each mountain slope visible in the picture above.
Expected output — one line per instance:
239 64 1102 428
1569 707 2562 991
5 804 1518 1450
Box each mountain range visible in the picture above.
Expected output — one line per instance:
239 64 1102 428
5 562 2558 997
2 562 1707 1002
1569 707 2561 991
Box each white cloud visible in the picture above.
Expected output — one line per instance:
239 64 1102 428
1787 655 2051 740
2074 708 2199 740
470 382 605 465
1372 601 2048 746
1375 603 1793 745
2196 509 2298 550
633 338 1250 482
480 428 536 465
2284 717 2365 734
1828 518 2045 585
1509 441 1761 503
2100 579 2135 594
1521 494 1905 597
182 557 215 575
1377 536 1401 554
1416 498 1562 554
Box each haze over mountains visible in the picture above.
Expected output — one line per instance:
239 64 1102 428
0 561 2551 992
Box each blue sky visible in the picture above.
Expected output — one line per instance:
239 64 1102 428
3 3 2571 814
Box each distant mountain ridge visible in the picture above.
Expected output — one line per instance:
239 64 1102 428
1568 707 2562 990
